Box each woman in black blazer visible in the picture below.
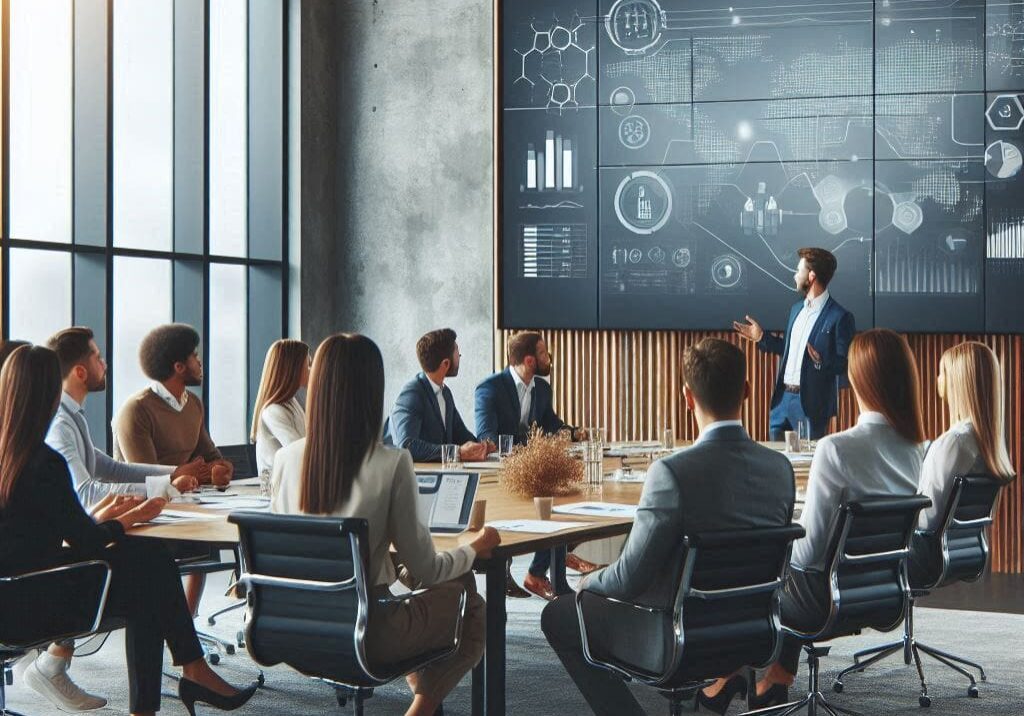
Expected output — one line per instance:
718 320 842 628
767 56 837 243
0 345 256 716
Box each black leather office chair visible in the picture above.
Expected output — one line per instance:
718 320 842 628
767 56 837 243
0 560 112 716
229 512 467 715
833 475 1006 707
576 524 806 716
747 494 932 716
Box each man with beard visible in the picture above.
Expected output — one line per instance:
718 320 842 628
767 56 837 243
475 332 595 600
733 247 855 441
46 326 203 506
386 328 493 462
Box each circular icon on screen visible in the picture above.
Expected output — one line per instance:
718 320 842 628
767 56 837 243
614 170 673 235
606 0 665 55
711 255 742 288
618 115 651 149
672 248 691 268
985 140 1023 179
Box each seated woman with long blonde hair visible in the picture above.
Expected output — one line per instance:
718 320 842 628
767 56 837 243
251 339 310 475
912 341 1015 580
270 333 500 716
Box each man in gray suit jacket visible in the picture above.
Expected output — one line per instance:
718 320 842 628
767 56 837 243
541 338 795 716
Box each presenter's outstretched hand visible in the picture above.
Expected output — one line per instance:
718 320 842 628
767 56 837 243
732 315 764 342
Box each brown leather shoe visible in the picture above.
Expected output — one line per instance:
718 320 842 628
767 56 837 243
565 553 601 575
505 567 531 599
523 573 557 601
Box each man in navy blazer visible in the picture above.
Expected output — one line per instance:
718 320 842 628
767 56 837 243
474 332 570 446
384 328 492 462
734 247 855 440
475 332 595 600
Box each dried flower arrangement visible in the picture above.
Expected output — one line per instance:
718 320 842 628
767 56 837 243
499 425 582 498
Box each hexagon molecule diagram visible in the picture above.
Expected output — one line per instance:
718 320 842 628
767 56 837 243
515 15 595 112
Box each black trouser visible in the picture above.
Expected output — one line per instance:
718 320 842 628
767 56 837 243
778 567 830 675
528 550 550 577
100 538 204 712
541 595 646 716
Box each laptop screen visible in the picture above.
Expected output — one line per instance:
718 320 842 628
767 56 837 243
415 472 480 534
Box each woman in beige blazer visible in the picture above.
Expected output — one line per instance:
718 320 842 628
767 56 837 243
271 333 500 716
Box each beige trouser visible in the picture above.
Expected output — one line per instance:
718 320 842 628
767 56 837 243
365 573 485 703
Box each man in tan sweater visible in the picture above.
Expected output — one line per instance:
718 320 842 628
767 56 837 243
112 323 234 613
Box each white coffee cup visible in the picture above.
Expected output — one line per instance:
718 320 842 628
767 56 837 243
146 475 172 500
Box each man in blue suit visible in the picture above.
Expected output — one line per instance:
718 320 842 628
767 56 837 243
385 328 493 462
734 247 855 441
475 332 595 600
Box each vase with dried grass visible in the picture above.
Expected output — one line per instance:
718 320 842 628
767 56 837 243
499 425 582 499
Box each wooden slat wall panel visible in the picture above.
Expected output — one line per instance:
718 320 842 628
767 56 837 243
496 329 1024 573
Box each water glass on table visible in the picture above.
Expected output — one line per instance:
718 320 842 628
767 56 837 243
498 434 514 458
661 427 675 451
584 439 604 493
797 418 811 453
442 443 462 470
258 469 272 499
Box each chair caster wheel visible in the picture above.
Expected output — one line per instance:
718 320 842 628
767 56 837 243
832 682 844 693
980 674 987 683
207 617 216 626
236 630 245 647
968 686 979 698
225 644 236 655
256 672 265 687
209 653 220 665
919 695 931 708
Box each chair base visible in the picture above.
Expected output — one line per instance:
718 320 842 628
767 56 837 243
659 686 698 716
742 645 862 716
1 660 29 716
335 686 374 715
205 600 245 628
832 599 985 706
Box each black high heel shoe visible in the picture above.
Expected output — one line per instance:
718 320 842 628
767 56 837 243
697 674 747 714
179 678 258 716
746 681 789 710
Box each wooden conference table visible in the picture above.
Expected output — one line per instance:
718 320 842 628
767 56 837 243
131 442 811 716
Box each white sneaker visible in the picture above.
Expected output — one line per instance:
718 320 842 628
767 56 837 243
22 657 107 712
10 648 41 680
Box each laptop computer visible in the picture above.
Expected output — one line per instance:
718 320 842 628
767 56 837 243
415 472 480 534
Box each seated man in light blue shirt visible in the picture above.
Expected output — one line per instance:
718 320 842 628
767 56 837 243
45 327 203 506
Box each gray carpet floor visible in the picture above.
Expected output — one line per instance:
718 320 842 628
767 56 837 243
6 560 1022 715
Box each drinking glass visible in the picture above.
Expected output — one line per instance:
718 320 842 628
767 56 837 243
258 469 272 499
584 439 604 494
498 434 514 458
797 419 811 453
661 427 674 451
441 444 461 470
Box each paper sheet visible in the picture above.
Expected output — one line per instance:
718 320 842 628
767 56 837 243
148 509 222 524
553 502 639 518
487 519 587 534
433 473 469 525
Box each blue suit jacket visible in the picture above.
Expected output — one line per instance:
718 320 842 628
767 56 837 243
758 296 855 424
383 373 477 462
474 369 567 445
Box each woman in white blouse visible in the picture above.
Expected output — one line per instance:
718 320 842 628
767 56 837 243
251 339 310 475
751 329 928 708
911 341 1015 579
270 333 500 716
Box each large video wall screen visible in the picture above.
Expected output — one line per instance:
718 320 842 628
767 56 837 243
499 0 1024 333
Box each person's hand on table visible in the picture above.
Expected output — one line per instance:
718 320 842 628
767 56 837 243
171 474 200 493
459 441 489 462
482 439 497 455
116 497 167 530
210 460 234 490
732 315 764 343
171 456 204 483
468 526 501 558
91 493 144 523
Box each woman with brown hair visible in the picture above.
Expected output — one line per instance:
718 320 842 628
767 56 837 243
749 328 928 707
251 339 310 474
0 345 257 716
270 333 500 716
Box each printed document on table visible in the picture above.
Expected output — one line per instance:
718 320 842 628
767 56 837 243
433 473 470 525
487 520 587 534
553 502 639 518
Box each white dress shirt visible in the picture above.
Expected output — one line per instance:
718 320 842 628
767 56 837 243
783 290 830 386
917 420 987 532
792 410 924 571
151 381 188 412
427 376 446 428
45 392 174 507
508 366 534 429
693 419 744 445
271 438 476 588
254 396 306 475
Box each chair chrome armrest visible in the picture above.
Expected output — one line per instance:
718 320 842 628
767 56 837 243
689 578 782 601
235 572 357 592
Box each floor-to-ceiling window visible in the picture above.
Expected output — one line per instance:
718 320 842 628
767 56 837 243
0 0 287 451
